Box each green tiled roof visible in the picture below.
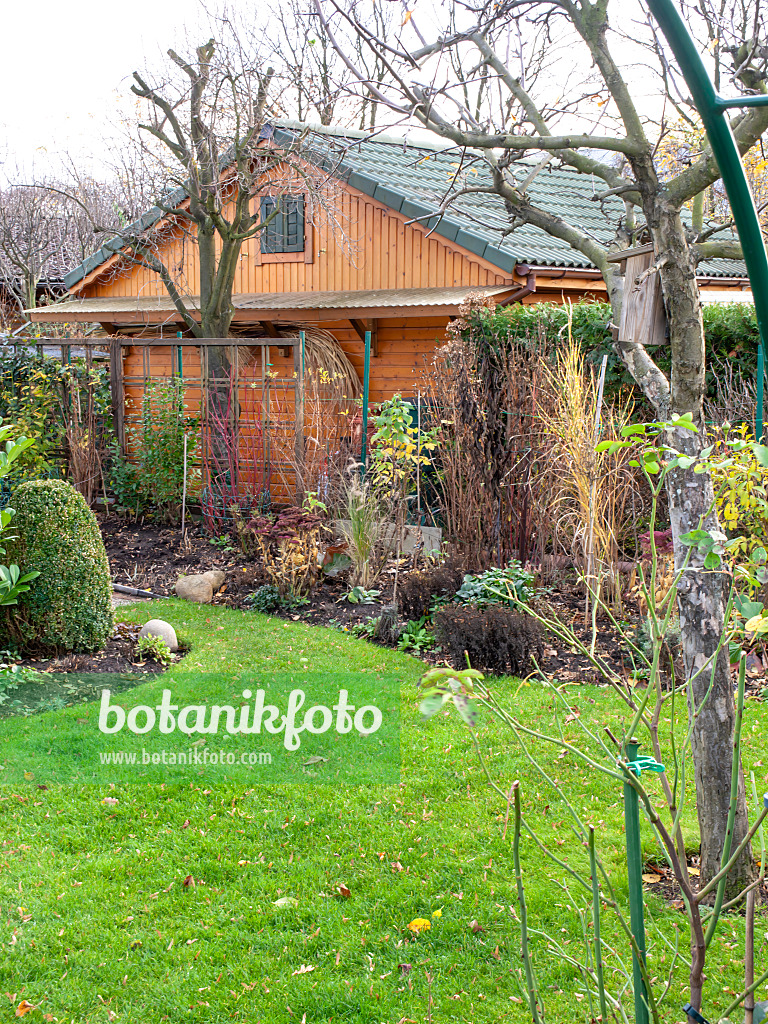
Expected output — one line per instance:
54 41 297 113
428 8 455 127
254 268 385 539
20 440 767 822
63 122 747 289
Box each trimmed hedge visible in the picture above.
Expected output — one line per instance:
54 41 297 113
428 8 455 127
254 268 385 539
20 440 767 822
5 479 113 652
458 300 762 402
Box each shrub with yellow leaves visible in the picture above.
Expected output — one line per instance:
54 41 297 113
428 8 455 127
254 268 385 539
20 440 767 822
710 423 768 568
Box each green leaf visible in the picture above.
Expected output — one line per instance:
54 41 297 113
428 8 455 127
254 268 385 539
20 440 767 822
419 694 447 720
679 529 711 546
751 443 768 468
735 596 764 619
703 551 721 569
452 694 479 728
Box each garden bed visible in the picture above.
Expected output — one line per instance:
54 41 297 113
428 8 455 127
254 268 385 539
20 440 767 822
3 621 188 718
98 517 768 697
99 516 635 680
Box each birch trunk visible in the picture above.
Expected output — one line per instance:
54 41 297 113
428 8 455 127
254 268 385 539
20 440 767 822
652 202 755 897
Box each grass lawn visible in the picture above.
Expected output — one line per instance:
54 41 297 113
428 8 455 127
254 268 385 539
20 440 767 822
0 600 765 1023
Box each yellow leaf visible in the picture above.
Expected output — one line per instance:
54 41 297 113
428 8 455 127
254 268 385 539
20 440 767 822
407 917 431 934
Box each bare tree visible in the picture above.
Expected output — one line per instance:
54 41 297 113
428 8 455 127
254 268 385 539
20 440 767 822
63 20 341 368
314 0 768 896
0 162 152 325
0 180 77 317
264 0 398 130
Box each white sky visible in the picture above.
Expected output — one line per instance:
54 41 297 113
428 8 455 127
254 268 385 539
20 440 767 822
0 0 211 176
0 0 705 182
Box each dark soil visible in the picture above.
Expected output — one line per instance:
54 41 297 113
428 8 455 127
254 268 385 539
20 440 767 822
17 622 170 677
3 622 186 719
642 855 768 912
97 516 768 698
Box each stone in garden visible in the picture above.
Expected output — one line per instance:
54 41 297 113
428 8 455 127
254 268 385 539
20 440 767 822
200 569 226 592
175 575 214 604
139 619 178 652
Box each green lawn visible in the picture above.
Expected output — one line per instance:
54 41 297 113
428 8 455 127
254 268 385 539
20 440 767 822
0 600 765 1023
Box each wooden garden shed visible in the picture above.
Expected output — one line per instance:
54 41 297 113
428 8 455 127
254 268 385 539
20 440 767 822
28 124 753 506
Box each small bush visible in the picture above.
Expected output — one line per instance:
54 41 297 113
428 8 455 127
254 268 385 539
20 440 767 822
399 563 464 621
135 634 173 665
4 479 114 652
110 379 199 523
435 606 544 677
242 508 326 601
247 584 283 613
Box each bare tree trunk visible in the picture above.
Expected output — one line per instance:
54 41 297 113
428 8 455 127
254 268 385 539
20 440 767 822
653 206 755 897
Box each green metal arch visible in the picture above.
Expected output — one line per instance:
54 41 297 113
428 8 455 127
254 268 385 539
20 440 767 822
647 0 768 438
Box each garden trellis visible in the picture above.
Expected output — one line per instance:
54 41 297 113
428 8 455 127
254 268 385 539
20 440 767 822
1 332 363 522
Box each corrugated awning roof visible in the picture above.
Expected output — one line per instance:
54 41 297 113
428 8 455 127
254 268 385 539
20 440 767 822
28 285 515 324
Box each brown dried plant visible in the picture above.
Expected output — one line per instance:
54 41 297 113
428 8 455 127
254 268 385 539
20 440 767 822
539 330 642 615
424 295 554 570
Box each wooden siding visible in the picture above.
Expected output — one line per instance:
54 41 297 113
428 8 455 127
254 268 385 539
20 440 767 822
77 184 512 301
121 317 448 413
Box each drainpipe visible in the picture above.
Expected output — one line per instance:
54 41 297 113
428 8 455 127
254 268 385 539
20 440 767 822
498 266 537 307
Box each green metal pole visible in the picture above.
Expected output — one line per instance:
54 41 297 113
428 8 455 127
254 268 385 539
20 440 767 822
646 0 768 440
758 344 765 442
176 331 183 378
360 330 371 477
624 740 649 1024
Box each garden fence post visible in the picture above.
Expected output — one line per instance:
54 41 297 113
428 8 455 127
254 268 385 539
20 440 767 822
624 740 649 1024
645 0 768 441
294 336 305 503
360 330 371 477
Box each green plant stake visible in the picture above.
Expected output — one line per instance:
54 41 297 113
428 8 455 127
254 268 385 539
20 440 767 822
623 741 665 1024
360 330 371 477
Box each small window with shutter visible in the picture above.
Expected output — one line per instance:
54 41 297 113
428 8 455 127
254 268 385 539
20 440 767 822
260 195 305 254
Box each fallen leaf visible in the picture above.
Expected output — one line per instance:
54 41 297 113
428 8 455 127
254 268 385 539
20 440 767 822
16 1002 35 1018
182 875 195 888
291 964 315 976
688 867 700 876
407 918 431 934
102 797 119 807
337 884 351 898
642 873 660 884
273 897 299 908
303 756 328 766
398 963 412 974
469 919 484 934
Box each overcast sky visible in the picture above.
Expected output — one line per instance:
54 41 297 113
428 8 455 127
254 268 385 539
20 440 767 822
1 0 210 176
0 0 701 182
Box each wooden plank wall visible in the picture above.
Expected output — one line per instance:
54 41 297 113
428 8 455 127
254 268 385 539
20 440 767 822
121 316 448 413
80 190 510 299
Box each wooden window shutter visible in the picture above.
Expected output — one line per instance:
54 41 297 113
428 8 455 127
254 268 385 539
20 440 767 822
260 195 305 254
